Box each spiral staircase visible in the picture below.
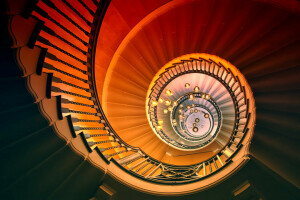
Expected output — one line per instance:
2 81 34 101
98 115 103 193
1 0 300 199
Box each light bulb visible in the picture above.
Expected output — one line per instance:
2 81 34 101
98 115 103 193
166 89 173 96
165 100 171 106
152 101 158 106
185 83 190 88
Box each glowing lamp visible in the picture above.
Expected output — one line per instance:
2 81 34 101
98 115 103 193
166 89 173 96
165 100 171 105
152 101 158 106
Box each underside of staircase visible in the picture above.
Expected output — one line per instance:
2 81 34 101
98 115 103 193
0 0 299 199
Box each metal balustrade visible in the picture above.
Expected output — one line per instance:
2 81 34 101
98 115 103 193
28 0 254 184
140 57 252 182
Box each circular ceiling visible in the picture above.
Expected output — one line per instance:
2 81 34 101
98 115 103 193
95 0 266 166
90 0 298 191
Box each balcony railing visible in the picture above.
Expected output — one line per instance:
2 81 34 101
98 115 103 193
23 0 253 184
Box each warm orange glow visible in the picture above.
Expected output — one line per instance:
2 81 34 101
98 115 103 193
189 93 194 100
165 89 173 96
156 125 162 130
152 101 158 106
99 0 257 164
165 100 171 106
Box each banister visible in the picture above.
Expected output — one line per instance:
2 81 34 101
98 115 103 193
26 0 255 185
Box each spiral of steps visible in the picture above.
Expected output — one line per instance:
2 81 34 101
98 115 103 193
1 0 300 199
